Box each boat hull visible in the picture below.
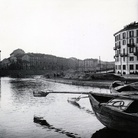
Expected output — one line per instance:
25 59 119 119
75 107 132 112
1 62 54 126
89 93 138 133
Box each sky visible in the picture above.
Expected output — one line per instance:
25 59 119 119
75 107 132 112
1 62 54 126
0 0 137 61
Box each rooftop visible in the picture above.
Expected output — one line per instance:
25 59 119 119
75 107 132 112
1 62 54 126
114 22 138 36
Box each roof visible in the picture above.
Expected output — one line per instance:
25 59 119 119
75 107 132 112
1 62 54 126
114 22 138 36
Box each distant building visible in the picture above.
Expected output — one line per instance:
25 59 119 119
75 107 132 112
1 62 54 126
10 49 25 57
78 59 99 72
1 49 69 70
0 48 114 72
114 22 138 75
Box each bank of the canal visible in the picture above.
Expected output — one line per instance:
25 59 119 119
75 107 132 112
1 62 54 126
42 73 138 88
42 72 123 88
43 78 112 89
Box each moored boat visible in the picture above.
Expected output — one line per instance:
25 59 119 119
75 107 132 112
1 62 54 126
110 81 138 94
89 92 138 133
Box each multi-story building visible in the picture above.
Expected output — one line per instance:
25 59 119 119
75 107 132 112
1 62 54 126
114 22 138 75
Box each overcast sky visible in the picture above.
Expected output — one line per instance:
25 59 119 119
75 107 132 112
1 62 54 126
0 0 137 61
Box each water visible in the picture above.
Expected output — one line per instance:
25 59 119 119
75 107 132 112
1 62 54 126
0 76 135 138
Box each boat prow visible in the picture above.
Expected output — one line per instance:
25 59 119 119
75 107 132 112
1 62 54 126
89 92 138 133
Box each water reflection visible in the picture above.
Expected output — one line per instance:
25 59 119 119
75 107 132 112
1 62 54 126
91 127 138 138
67 99 94 115
0 76 105 138
34 116 81 138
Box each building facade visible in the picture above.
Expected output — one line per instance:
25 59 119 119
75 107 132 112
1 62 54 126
114 22 138 75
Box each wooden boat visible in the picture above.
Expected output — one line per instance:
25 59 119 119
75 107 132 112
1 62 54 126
109 81 138 94
33 90 49 97
89 92 138 133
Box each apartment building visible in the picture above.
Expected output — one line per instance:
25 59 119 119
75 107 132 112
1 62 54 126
114 22 138 75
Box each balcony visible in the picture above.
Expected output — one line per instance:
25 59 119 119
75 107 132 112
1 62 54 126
127 43 135 47
113 47 117 50
134 51 138 56
117 45 121 49
113 45 121 50
120 53 128 57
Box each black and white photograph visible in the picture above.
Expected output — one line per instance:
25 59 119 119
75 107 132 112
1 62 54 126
0 0 138 138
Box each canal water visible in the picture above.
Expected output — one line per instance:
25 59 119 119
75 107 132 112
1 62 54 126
0 76 137 138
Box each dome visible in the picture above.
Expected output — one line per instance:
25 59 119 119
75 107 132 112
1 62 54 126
10 49 25 57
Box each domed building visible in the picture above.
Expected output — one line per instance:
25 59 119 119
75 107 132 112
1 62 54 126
10 49 25 57
114 22 138 75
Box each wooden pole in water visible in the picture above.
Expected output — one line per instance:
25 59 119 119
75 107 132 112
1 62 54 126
33 90 90 97
45 91 89 95
34 89 138 100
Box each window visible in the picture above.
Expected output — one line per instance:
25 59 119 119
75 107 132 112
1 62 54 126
130 65 134 70
117 50 119 55
137 38 138 43
137 30 138 37
118 65 121 70
129 57 134 61
118 41 121 46
129 31 131 37
119 49 121 54
119 34 121 40
122 32 126 39
129 31 134 37
123 65 126 70
122 40 126 45
115 36 117 42
136 64 138 70
123 57 125 62
132 31 134 37
129 47 134 53
129 38 134 44
116 57 119 62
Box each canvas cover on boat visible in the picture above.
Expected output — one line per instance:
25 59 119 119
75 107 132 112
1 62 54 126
107 98 133 111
